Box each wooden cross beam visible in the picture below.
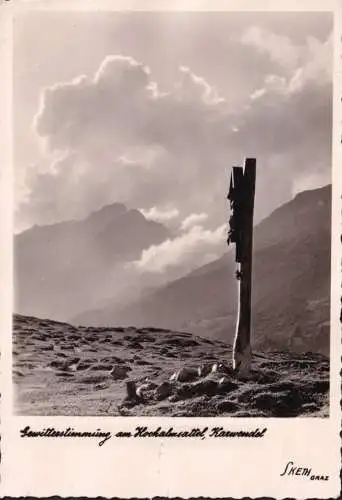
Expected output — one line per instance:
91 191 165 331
227 158 256 376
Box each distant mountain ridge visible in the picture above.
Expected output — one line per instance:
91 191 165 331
74 185 331 355
15 202 171 321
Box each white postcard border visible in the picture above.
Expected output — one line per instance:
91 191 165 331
0 0 341 498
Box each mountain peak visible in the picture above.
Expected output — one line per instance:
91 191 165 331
87 202 128 221
292 183 331 204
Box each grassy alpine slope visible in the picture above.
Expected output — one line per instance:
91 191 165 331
13 314 329 417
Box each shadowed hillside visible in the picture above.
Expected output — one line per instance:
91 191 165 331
15 203 171 321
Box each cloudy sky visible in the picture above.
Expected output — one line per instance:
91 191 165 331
13 10 332 274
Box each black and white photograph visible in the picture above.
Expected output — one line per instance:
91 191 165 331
2 0 342 497
12 8 333 420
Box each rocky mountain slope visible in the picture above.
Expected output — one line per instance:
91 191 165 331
13 314 329 417
15 203 171 321
75 185 331 355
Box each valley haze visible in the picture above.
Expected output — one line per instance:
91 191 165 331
15 184 331 356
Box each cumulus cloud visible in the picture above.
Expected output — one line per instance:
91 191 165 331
233 31 332 198
175 66 224 105
180 212 208 231
18 27 332 245
132 224 226 274
241 27 332 95
240 26 305 73
20 55 229 227
140 206 180 223
289 33 332 92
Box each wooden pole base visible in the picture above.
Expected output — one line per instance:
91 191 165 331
232 341 252 376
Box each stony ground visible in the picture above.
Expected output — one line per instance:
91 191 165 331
13 314 329 417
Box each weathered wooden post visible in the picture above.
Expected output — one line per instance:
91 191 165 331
227 158 256 376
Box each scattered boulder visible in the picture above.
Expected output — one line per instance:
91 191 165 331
172 367 198 383
156 381 173 400
125 380 141 402
252 392 278 411
110 365 130 380
279 388 303 410
56 352 68 358
217 400 240 413
135 384 148 399
211 362 232 376
141 378 158 390
210 362 220 374
121 380 151 407
147 380 159 390
136 382 157 400
217 377 238 393
192 379 218 396
168 394 180 403
76 361 91 371
94 383 108 390
176 383 196 399
256 370 279 384
197 363 212 377
252 388 303 416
